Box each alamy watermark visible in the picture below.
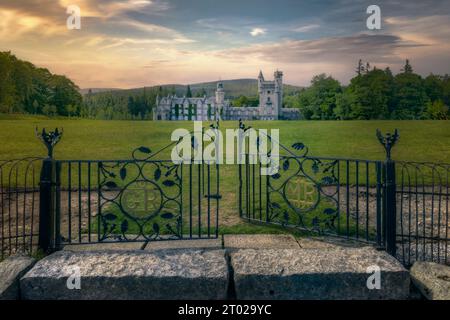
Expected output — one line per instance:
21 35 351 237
170 121 280 175
366 265 381 290
66 265 81 290
366 5 381 30
66 5 81 30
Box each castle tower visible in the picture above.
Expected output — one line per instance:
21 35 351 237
274 70 283 118
215 81 225 120
257 70 283 120
215 81 225 105
258 70 264 94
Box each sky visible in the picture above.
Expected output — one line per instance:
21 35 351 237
1 0 449 89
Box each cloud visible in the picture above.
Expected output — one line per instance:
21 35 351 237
215 34 423 65
250 28 266 37
57 0 163 18
291 24 320 33
0 8 67 38
1 0 449 88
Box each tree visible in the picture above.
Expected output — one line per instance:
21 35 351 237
425 100 449 120
356 59 364 76
401 59 413 73
232 95 258 107
346 68 394 119
334 90 356 120
393 62 428 119
297 74 341 119
42 104 57 116
186 85 192 98
424 74 444 102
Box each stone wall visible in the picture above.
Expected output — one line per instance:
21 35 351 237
15 242 412 300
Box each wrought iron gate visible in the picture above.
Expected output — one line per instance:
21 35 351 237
238 124 449 267
36 128 220 251
1 124 448 268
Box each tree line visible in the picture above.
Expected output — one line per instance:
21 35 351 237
284 60 450 120
0 52 82 116
1 51 449 120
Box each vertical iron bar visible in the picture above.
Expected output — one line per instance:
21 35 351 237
408 166 412 265
8 164 12 255
445 168 448 264
38 159 54 252
189 162 192 238
437 169 442 263
259 161 262 221
399 166 405 264
180 165 183 239
246 154 250 219
22 164 28 252
415 166 419 264
346 160 350 238
1 166 4 259
238 162 242 217
385 160 397 257
198 163 201 238
88 162 91 242
215 163 219 238
54 161 61 250
266 171 269 222
337 160 340 235
431 168 435 261
15 165 18 251
78 162 82 243
207 163 211 238
365 162 369 241
376 162 382 247
97 162 101 242
252 157 255 219
356 161 359 239
30 165 36 253
422 172 426 261
68 163 72 243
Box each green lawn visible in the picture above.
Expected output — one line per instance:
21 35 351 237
1 118 449 237
0 119 449 162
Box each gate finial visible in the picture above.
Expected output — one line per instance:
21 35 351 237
376 129 399 161
36 127 63 159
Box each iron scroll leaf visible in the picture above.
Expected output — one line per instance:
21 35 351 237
131 146 153 161
265 140 339 233
98 151 183 242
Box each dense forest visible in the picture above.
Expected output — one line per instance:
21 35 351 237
1 51 449 120
0 52 82 116
285 60 450 120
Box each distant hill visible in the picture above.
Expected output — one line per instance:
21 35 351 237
82 79 302 99
80 88 122 95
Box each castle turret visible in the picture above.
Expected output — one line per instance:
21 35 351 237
258 70 264 94
274 70 283 118
215 81 225 105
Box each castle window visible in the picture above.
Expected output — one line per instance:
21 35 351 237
267 91 271 94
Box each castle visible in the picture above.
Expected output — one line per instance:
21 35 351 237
153 71 300 121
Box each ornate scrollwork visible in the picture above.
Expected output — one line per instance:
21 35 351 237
35 127 63 158
266 141 339 234
376 129 399 161
97 146 182 242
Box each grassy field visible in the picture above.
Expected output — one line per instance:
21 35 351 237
1 118 449 237
0 119 449 161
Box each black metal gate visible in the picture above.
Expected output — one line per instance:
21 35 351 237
36 128 220 251
238 124 449 267
1 124 448 268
